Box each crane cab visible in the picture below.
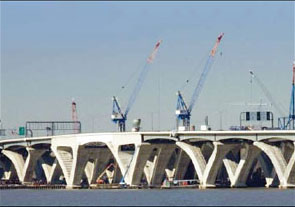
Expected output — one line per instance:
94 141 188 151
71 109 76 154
111 113 124 121
175 109 189 116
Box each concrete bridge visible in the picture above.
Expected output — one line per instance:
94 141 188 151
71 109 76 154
0 130 295 189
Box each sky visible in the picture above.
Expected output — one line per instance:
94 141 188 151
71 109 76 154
1 1 294 134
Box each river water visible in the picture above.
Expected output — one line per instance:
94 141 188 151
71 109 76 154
0 188 294 206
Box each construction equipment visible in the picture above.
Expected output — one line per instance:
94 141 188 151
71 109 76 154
112 40 162 132
175 33 224 131
249 70 286 117
278 61 295 129
96 163 115 184
71 98 80 133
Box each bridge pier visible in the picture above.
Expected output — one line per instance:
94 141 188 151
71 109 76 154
128 143 154 186
22 148 47 184
147 144 176 186
108 142 176 187
84 148 113 185
52 145 90 189
254 141 295 188
201 142 237 188
2 147 46 184
257 152 279 187
223 144 261 187
0 159 16 181
176 141 238 189
173 149 191 180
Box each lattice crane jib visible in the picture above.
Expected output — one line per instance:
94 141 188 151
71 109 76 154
175 33 224 131
111 40 162 132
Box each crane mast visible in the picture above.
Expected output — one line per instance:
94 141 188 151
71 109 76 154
278 61 295 129
290 61 295 119
111 96 126 132
112 40 162 132
176 33 224 131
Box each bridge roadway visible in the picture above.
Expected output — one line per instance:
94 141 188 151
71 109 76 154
0 130 295 189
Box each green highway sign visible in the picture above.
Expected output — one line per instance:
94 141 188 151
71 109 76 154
19 127 25 136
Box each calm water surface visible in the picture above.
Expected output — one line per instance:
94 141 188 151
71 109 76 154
0 188 294 206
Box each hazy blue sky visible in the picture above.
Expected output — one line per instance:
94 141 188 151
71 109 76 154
1 1 294 133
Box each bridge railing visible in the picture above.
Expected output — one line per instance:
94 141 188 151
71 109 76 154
25 121 81 137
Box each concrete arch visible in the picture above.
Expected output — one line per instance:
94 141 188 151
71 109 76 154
103 139 178 187
143 137 178 143
0 155 17 181
29 143 51 150
180 137 214 142
216 137 256 142
222 144 262 187
258 137 293 142
4 145 27 151
82 142 117 185
176 141 242 188
253 141 295 188
1 147 47 183
51 140 118 188
51 146 76 187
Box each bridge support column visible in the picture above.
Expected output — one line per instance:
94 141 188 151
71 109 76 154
176 141 237 189
257 153 278 187
52 145 90 189
148 145 176 186
22 148 47 184
174 149 191 180
254 141 295 188
84 148 113 185
2 148 46 184
2 150 25 182
39 157 63 184
202 142 236 188
223 144 261 187
129 143 154 186
108 142 154 186
0 160 16 180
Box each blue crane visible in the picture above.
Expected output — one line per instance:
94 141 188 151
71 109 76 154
112 40 162 132
175 33 224 131
278 61 295 129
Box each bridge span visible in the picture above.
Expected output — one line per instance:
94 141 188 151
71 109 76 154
0 130 295 189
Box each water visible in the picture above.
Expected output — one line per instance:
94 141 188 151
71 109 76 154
0 188 294 206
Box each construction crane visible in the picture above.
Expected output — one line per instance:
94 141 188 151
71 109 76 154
278 61 295 129
175 33 224 131
112 40 162 132
249 70 286 117
71 98 79 133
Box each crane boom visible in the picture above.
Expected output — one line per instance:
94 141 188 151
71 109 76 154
249 70 286 117
112 40 162 132
289 61 295 118
175 33 224 131
188 33 224 112
124 40 162 117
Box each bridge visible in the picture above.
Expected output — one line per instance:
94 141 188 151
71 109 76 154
0 130 295 189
